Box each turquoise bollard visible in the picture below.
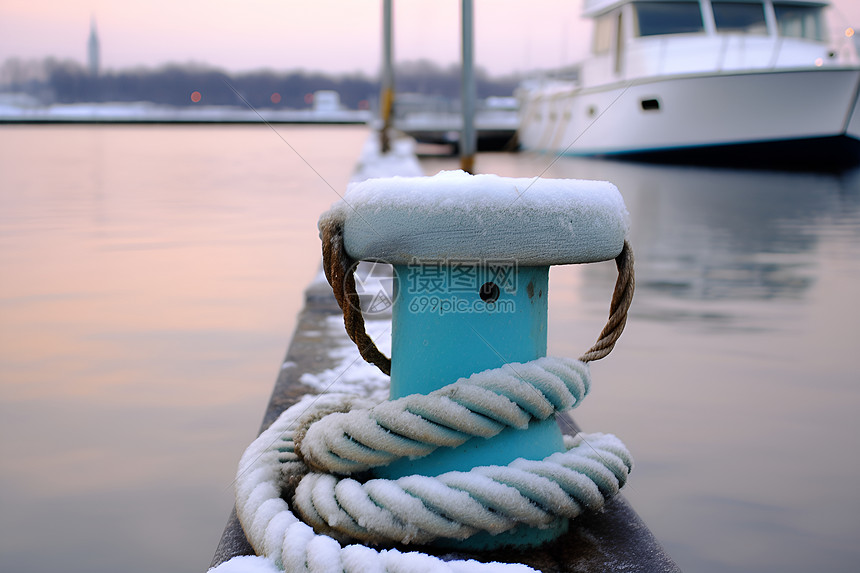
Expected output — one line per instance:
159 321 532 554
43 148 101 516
377 263 569 548
381 263 560 475
322 170 630 549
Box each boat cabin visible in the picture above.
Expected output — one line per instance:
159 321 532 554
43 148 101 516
580 0 855 85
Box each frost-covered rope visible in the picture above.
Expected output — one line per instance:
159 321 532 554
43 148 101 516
288 358 630 545
226 332 633 572
230 393 631 573
296 356 590 475
293 432 630 545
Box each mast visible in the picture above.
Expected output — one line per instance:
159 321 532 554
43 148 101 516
460 0 477 173
87 16 100 76
380 0 394 153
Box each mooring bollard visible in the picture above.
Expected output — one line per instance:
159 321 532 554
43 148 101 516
318 169 631 549
213 169 686 573
381 262 566 549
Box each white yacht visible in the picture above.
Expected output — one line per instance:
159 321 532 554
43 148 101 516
517 0 860 167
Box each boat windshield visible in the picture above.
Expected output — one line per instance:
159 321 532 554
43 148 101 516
593 14 614 53
634 1 705 37
773 3 826 41
712 1 768 35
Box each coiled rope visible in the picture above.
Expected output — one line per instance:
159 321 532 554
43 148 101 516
235 394 631 572
229 219 636 572
292 360 632 545
296 357 592 476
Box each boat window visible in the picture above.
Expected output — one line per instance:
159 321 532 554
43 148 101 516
593 14 613 54
774 3 826 41
634 2 704 37
712 2 768 35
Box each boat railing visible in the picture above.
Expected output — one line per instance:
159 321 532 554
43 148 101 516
611 32 847 84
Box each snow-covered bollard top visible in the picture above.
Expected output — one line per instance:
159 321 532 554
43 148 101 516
319 170 630 266
312 169 636 552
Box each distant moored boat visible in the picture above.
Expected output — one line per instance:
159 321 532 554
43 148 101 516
517 0 860 167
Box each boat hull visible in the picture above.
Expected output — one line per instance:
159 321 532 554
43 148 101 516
518 68 860 168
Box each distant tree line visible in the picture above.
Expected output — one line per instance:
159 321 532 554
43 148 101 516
0 57 521 110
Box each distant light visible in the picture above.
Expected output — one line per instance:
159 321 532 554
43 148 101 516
847 28 855 38
358 99 369 110
304 93 314 105
271 92 282 104
815 57 824 67
191 91 202 103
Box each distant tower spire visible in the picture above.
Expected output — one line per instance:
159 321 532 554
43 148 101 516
88 16 100 76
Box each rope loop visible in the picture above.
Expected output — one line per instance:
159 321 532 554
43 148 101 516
321 219 392 375
295 356 591 476
579 239 635 362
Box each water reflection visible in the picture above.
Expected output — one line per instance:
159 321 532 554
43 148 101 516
0 125 369 573
596 162 856 292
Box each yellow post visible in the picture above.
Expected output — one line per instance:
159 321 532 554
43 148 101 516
380 0 394 153
460 0 476 173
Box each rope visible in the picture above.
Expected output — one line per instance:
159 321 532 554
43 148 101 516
319 217 634 374
296 357 590 475
321 220 392 375
233 393 632 572
578 240 635 362
293 433 630 545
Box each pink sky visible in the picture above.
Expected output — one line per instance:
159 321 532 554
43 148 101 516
1 0 858 77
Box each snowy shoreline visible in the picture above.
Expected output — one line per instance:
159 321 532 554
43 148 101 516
0 102 371 124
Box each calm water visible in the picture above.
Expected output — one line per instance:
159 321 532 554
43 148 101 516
0 125 369 573
2 126 859 573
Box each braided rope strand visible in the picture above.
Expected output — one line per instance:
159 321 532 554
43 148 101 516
296 357 590 475
321 221 392 375
579 240 635 363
